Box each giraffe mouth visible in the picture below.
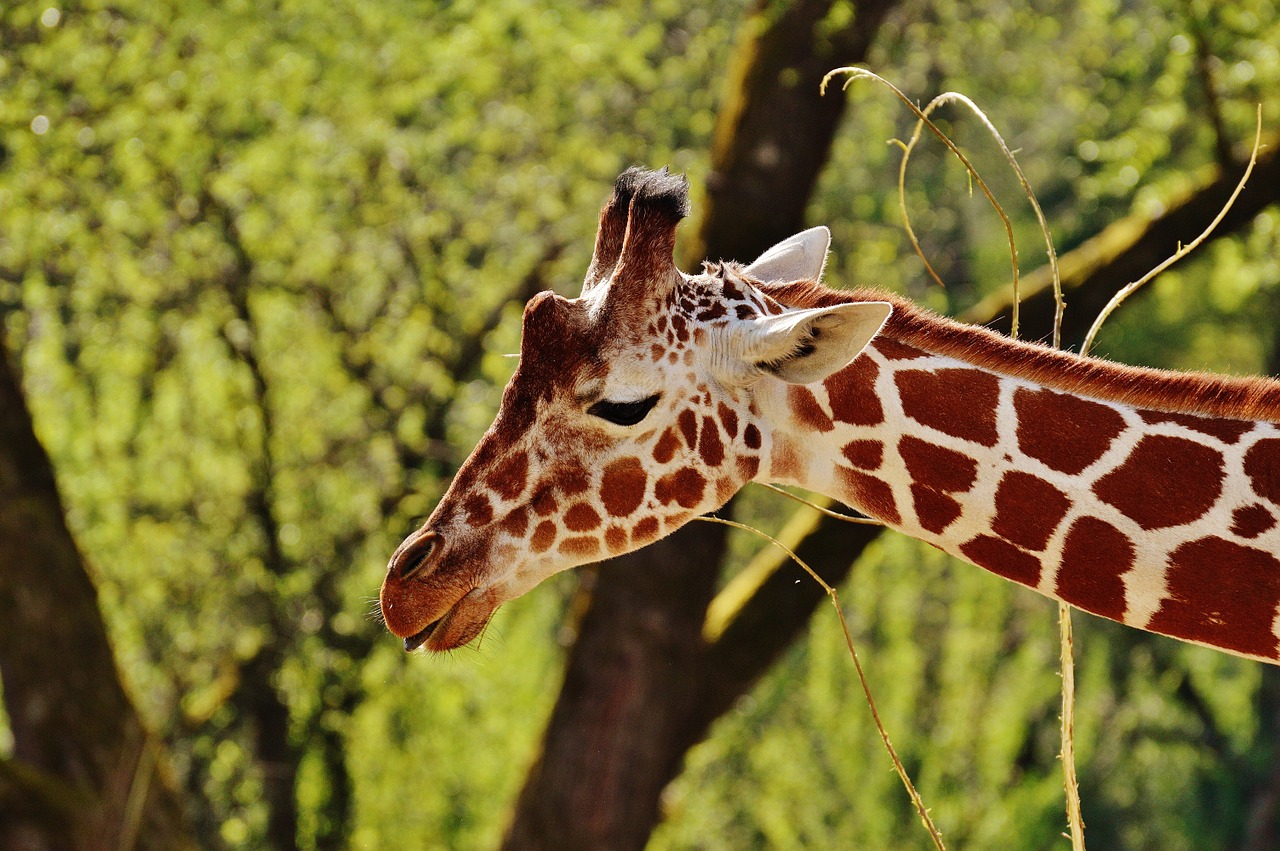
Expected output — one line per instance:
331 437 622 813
399 588 495 653
403 619 441 652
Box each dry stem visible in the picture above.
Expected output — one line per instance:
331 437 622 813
1058 602 1085 850
1081 106 1263 357
753 482 884 525
698 515 946 850
822 67 1022 336
898 91 1065 348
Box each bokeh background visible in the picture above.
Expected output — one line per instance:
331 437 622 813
3 0 1280 848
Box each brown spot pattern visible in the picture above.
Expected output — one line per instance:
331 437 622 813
605 525 628 553
960 535 1042 588
1148 537 1280 659
488 451 528 500
531 487 558 516
824 357 884 426
744 423 762 450
1231 504 1276 539
1138 410 1254 443
1094 435 1224 530
1245 439 1280 505
559 536 600 559
1014 387 1126 475
672 313 689 342
715 477 736 502
910 484 963 533
788 385 834 432
633 516 660 543
601 457 647 518
841 440 883 471
464 494 493 526
897 368 1000 446
451 451 483 496
500 506 529 538
898 436 978 493
873 338 930 360
531 521 557 553
699 416 725 466
653 428 680 464
991 471 1071 552
655 468 706 508
836 468 900 525
698 302 727 321
737 456 760 481
678 408 698 448
770 439 802 481
565 503 602 532
1054 517 1133 621
560 463 591 496
718 403 739 439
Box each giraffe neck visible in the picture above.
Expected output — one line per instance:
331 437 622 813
756 287 1280 663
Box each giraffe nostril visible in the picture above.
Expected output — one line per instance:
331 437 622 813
393 531 440 581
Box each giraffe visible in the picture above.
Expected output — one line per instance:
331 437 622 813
381 167 1280 663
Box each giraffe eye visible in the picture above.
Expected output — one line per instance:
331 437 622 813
588 394 660 426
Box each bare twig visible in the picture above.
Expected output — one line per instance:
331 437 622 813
752 482 884 525
1058 602 1084 849
822 67 1022 337
698 516 946 850
118 735 157 851
1081 106 1263 357
898 92 1064 348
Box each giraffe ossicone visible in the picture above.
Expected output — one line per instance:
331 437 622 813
381 167 1280 663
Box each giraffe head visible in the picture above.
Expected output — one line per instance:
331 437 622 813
381 168 891 651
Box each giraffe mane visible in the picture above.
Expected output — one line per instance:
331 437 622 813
759 278 1280 424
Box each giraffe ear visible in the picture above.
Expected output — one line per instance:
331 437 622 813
742 226 831 283
723 301 892 386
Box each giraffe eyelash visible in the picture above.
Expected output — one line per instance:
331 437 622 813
587 394 660 426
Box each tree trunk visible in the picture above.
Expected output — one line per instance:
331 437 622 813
1241 279 1280 851
687 0 900 267
0 345 195 851
503 529 727 851
503 7 1280 848
502 1 899 848
236 647 301 851
964 140 1280 345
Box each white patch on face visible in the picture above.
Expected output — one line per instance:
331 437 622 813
585 340 670 415
576 287 610 321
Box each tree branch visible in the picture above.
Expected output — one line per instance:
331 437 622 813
0 757 87 849
964 139 1280 346
688 143 1280 743
504 1 901 848
0 327 195 851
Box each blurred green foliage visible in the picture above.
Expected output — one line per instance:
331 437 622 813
2 0 1280 848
